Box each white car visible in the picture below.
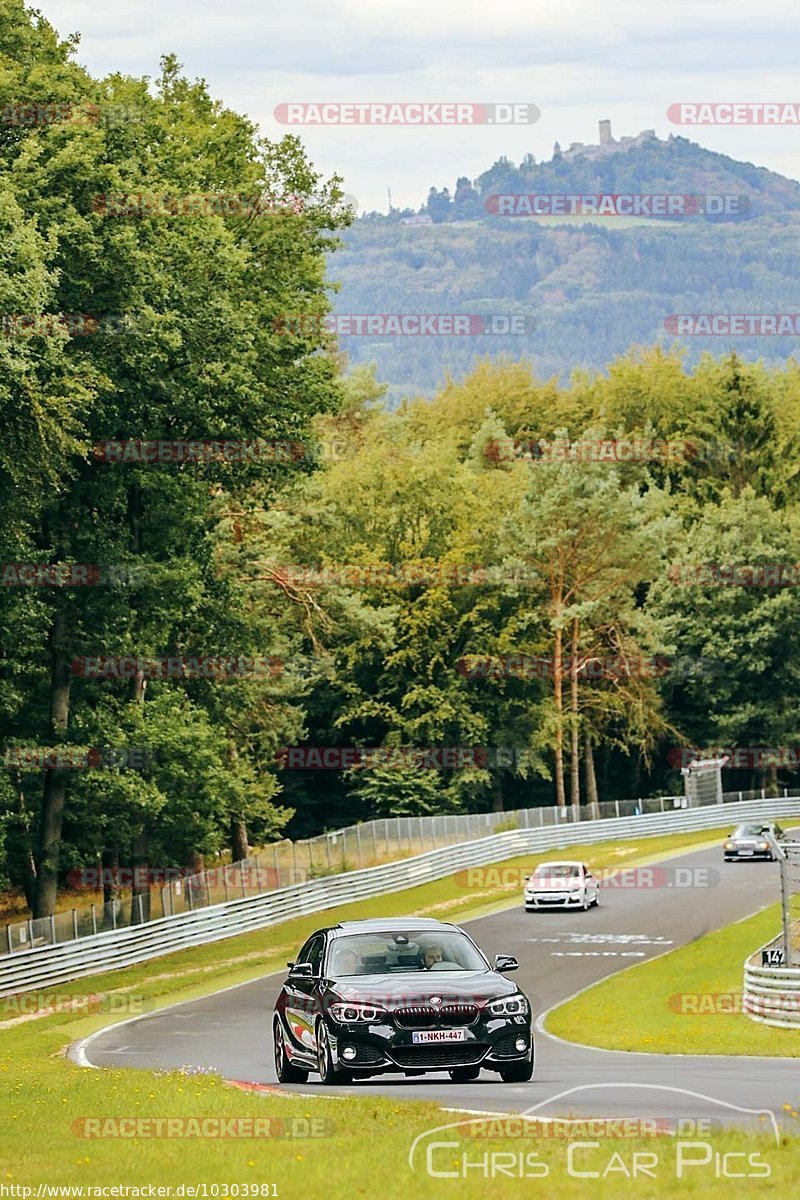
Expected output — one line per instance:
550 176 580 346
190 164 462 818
524 861 599 911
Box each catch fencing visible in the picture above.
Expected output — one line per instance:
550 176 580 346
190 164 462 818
1 794 799 999
4 785 796 958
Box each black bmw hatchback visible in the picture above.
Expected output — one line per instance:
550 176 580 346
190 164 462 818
272 918 533 1085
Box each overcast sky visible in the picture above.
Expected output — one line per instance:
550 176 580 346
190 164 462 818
37 0 800 212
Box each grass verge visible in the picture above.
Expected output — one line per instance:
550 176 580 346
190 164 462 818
2 824 798 1198
546 902 800 1057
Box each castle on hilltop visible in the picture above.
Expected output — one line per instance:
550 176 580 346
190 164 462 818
553 120 662 162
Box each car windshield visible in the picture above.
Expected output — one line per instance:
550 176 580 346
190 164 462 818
733 825 764 837
532 864 580 879
327 930 488 975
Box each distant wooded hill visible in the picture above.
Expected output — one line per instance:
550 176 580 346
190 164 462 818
329 135 800 400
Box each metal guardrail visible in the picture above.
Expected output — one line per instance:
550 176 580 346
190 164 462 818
743 949 800 1029
3 793 698 956
743 840 800 1028
2 795 799 998
9 785 798 956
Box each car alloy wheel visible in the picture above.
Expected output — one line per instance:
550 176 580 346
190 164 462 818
316 1020 351 1086
273 1018 309 1084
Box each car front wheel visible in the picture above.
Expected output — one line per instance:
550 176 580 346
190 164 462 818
499 1057 533 1083
316 1020 351 1086
273 1018 309 1084
449 1066 481 1082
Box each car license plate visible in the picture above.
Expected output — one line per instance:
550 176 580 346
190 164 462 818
412 1029 467 1044
739 849 753 856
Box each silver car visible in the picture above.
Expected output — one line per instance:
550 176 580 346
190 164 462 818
723 822 785 862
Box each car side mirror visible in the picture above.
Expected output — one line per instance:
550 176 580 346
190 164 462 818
495 954 519 972
289 962 314 978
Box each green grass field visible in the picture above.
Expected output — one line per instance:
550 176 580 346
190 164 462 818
546 901 800 1059
2 824 798 1198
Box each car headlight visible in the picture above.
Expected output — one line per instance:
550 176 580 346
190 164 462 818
724 842 734 850
758 842 769 850
327 1001 387 1024
487 994 529 1017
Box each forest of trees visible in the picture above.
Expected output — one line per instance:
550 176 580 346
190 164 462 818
335 216 800 398
2 2 800 920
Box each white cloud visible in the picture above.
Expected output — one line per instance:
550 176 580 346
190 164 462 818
36 0 800 211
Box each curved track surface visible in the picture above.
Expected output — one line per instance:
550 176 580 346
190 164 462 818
75 841 800 1128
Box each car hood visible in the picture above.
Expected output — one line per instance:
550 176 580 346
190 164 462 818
527 877 581 889
326 970 519 1007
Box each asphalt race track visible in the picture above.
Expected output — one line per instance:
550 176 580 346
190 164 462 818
74 840 800 1128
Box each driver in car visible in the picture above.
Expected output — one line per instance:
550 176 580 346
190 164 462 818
336 947 362 975
420 943 444 970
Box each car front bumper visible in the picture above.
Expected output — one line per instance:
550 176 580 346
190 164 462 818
325 1014 532 1074
524 890 586 908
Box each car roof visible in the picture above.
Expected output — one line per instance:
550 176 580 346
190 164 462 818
330 918 457 936
532 860 585 867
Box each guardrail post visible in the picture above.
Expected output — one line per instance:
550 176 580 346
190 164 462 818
355 824 363 868
272 845 280 885
223 869 229 902
241 866 248 898
205 873 212 906
91 905 97 935
615 800 620 818
779 854 793 964
50 914 56 943
6 925 11 954
72 909 78 939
